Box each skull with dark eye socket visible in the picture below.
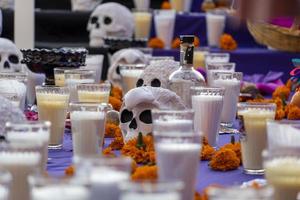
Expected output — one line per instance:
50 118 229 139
0 38 22 72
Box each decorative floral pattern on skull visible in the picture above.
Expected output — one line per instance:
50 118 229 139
87 2 134 47
136 59 180 89
0 38 22 72
108 48 146 85
120 86 186 141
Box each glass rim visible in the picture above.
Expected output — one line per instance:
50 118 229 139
211 71 242 76
206 53 230 57
0 141 43 152
153 9 176 13
207 186 273 198
35 85 69 90
64 69 95 75
151 109 194 116
119 64 146 70
76 83 111 89
132 8 153 13
5 121 51 130
119 180 184 193
69 102 113 109
28 174 89 187
190 86 225 93
206 62 236 68
238 102 276 109
54 67 74 73
148 56 174 61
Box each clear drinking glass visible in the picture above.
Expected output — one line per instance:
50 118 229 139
210 71 242 132
206 62 236 86
54 68 73 87
154 9 176 49
205 53 230 64
119 64 146 93
208 186 273 200
75 156 131 200
267 120 300 150
64 69 96 102
85 55 104 83
0 142 41 200
133 10 152 39
170 0 192 12
4 121 50 171
35 86 70 149
0 171 11 200
264 147 300 200
69 102 112 160
29 175 90 200
206 9 226 47
77 83 111 103
237 102 276 175
120 181 184 200
191 87 225 147
133 0 150 11
193 47 210 69
152 109 201 200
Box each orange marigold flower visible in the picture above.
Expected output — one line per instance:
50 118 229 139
109 96 122 111
161 1 171 9
195 192 202 200
276 108 286 120
131 165 158 181
65 165 75 176
194 36 200 47
111 85 123 100
131 159 138 173
102 147 116 157
201 0 216 12
201 144 215 161
109 136 124 150
221 143 242 165
148 38 165 49
172 36 200 49
220 34 237 51
202 136 209 145
287 104 300 120
210 149 240 171
272 85 290 100
105 123 122 138
286 79 293 90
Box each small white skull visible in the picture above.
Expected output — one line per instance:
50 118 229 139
87 2 134 47
120 86 186 141
108 48 146 86
136 59 180 89
71 0 102 11
0 38 22 72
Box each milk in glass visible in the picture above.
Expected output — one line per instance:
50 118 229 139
134 11 152 39
206 11 226 47
120 65 145 93
133 0 150 11
66 79 94 102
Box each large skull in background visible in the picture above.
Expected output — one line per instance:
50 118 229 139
0 38 22 72
136 60 180 89
87 2 134 47
120 86 186 141
108 48 146 85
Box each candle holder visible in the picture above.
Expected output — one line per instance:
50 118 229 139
21 48 88 85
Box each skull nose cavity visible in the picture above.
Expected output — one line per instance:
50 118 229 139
129 118 137 130
4 61 10 69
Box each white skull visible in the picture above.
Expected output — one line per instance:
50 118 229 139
0 38 22 72
87 2 134 47
137 60 180 89
120 86 186 141
71 0 102 11
108 48 146 86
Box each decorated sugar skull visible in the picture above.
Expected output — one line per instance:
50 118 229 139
71 0 102 11
120 86 186 141
0 38 22 72
108 48 146 85
136 59 180 88
87 2 134 47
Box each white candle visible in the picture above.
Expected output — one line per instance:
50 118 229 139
14 0 35 49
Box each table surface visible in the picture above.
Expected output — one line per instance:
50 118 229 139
47 130 263 193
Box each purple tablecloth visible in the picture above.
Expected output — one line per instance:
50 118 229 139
47 131 262 192
153 47 299 81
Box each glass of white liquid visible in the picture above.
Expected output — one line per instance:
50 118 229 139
267 120 300 150
154 9 176 49
148 56 175 65
4 121 50 171
211 71 242 132
77 83 111 103
0 171 11 200
120 181 184 200
0 142 41 200
65 69 96 102
36 86 70 149
264 147 300 200
206 62 235 86
75 156 131 200
205 53 230 65
54 68 73 87
208 186 273 200
133 10 152 40
152 109 202 200
191 87 225 147
206 9 226 47
85 55 104 83
119 64 146 93
170 0 192 12
70 102 112 160
29 175 90 200
133 0 150 11
237 102 276 175
193 48 209 69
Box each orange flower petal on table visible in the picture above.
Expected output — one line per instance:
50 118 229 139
201 144 215 161
131 165 158 181
220 34 237 51
209 149 240 171
148 37 165 49
161 0 171 9
109 96 122 111
272 85 290 100
287 104 300 120
111 85 123 100
65 165 75 176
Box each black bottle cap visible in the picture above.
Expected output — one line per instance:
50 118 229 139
180 35 195 43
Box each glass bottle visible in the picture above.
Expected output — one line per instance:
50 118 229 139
168 35 206 108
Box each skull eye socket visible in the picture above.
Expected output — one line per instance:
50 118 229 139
91 16 98 24
116 65 120 75
120 109 133 123
8 55 19 64
103 16 112 25
150 78 161 87
136 79 144 87
139 110 152 124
